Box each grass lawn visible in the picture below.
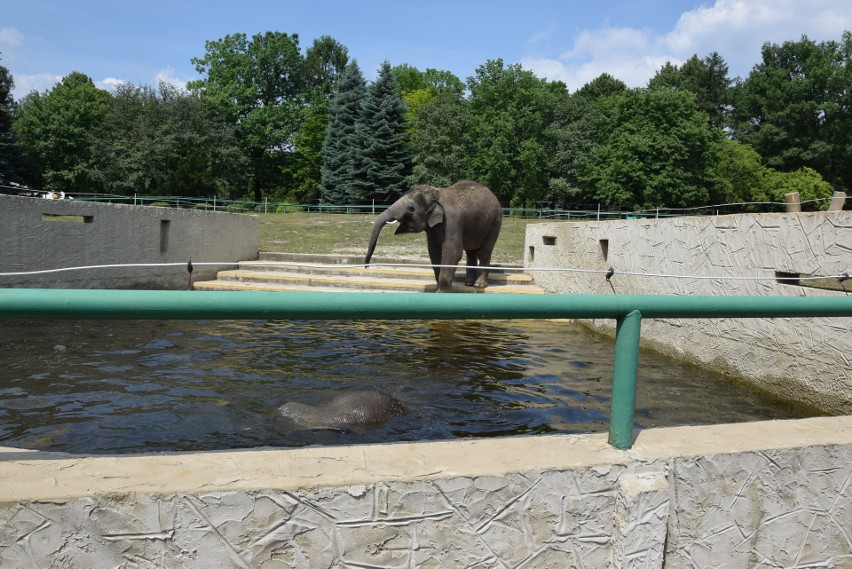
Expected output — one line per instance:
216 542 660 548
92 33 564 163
258 212 540 265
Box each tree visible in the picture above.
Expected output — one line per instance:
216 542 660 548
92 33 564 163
189 31 305 202
585 88 720 210
304 35 349 97
709 138 770 205
350 60 411 203
547 90 600 207
285 90 329 203
13 72 111 193
89 82 245 198
0 54 18 184
649 52 733 128
466 59 561 207
320 60 367 203
732 32 852 191
576 73 628 100
410 92 471 187
392 64 465 133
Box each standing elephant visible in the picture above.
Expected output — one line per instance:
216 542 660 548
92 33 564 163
365 180 503 292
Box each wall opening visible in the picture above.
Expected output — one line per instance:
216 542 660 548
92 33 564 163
528 246 535 262
776 270 848 292
160 220 171 253
542 236 556 246
42 214 93 224
600 239 609 261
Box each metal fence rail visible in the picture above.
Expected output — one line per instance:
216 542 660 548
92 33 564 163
2 289 850 449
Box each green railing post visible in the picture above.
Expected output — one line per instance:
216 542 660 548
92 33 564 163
608 309 643 449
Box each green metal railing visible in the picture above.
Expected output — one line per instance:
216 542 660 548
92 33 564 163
1 289 850 449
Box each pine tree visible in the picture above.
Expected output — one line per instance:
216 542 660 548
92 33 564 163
319 61 366 204
354 60 411 203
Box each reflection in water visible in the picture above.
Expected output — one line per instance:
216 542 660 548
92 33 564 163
0 319 815 454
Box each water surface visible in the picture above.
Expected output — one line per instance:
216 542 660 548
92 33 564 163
0 319 814 454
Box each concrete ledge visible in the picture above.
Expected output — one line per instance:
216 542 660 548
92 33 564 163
2 416 851 567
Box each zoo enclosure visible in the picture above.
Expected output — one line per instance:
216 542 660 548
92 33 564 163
40 189 851 218
2 288 850 449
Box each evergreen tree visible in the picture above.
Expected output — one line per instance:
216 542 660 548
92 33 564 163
320 60 367 203
351 60 411 203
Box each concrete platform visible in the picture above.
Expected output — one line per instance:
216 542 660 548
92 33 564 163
194 254 545 294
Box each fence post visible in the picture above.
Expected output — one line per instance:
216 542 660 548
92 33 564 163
829 191 846 211
784 192 801 212
608 310 642 450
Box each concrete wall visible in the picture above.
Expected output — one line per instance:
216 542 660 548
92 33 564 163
1 416 850 568
525 212 852 414
0 194 258 289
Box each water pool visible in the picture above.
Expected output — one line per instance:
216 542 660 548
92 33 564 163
0 319 814 454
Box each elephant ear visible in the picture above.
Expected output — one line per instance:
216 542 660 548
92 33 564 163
427 199 444 227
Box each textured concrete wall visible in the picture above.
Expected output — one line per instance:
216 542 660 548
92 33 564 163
1 416 850 568
0 194 258 289
525 212 852 414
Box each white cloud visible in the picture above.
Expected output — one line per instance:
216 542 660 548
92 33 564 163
154 66 188 90
11 72 62 99
0 27 23 48
523 0 852 91
96 77 126 91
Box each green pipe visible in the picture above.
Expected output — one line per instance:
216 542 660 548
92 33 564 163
609 310 642 449
1 289 850 320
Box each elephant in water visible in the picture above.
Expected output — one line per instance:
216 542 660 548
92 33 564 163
365 180 503 292
278 391 404 430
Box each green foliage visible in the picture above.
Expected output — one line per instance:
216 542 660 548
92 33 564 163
321 61 411 204
90 83 246 198
13 72 112 192
465 59 559 207
733 32 852 190
762 167 834 208
304 36 349 97
649 52 732 128
189 31 305 202
0 54 18 184
350 60 411 202
585 88 719 209
320 60 367 203
547 90 600 207
409 92 471 187
710 138 769 205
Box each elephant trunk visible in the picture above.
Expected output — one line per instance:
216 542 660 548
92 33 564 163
365 204 401 265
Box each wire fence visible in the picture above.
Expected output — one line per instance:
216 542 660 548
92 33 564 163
2 185 848 219
5 189 845 219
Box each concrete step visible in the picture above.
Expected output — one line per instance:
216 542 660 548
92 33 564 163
236 261 535 285
193 253 545 294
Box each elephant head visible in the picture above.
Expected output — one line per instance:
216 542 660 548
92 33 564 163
365 186 444 265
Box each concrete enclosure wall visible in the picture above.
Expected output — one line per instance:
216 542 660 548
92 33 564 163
0 194 258 289
1 416 850 568
525 212 852 414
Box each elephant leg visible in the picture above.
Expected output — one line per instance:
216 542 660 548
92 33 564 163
427 239 443 283
473 225 501 288
473 249 493 288
437 244 463 292
464 249 479 286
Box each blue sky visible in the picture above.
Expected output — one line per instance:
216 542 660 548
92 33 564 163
2 0 851 100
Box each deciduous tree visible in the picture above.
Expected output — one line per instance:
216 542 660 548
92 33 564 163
189 31 305 202
732 32 852 191
0 55 18 184
13 72 111 193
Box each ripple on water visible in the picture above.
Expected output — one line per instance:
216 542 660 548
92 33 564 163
0 318 817 454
